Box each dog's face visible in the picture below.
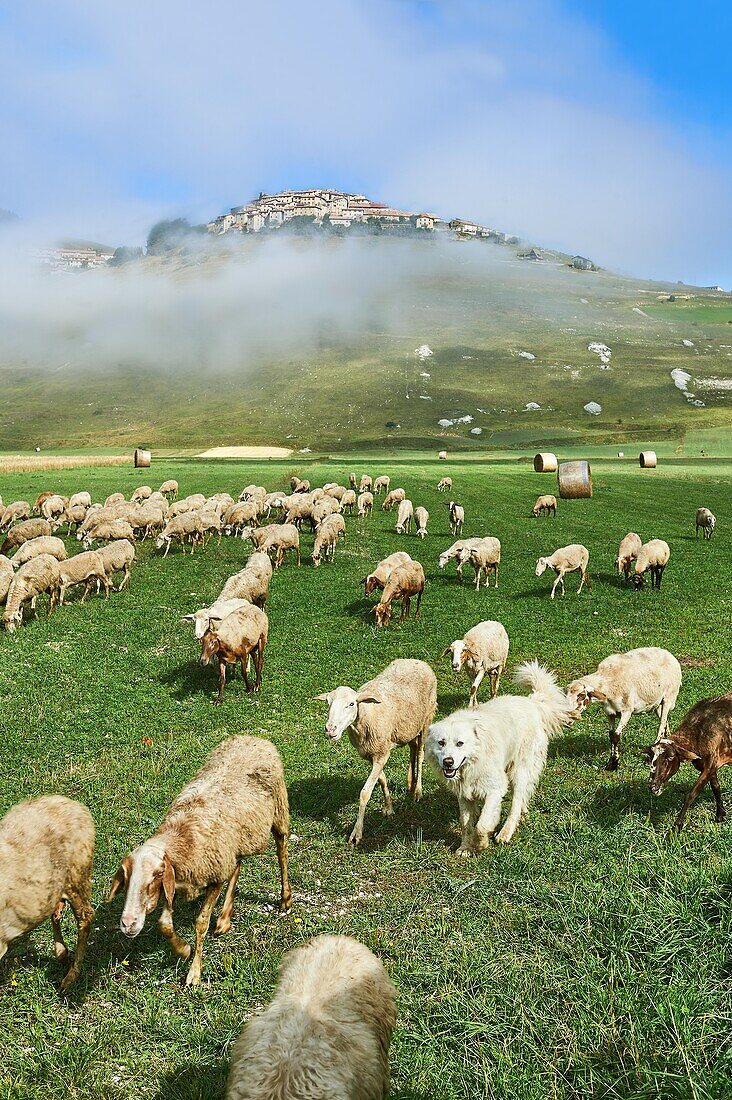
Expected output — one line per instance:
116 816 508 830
427 718 477 780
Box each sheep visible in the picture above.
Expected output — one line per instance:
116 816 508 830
438 538 484 580
348 472 357 489
197 508 223 547
373 561 425 627
225 935 396 1100
1 518 52 555
459 537 501 590
566 647 682 770
357 491 374 518
68 491 91 510
395 498 414 535
449 501 464 536
243 524 301 569
381 488 405 511
108 736 292 986
0 796 95 993
316 658 437 844
0 501 31 530
239 485 266 504
311 498 342 528
98 539 135 591
104 492 125 508
41 495 69 527
359 474 373 493
200 604 269 702
535 544 591 598
159 479 179 500
136 502 166 541
312 513 346 567
224 501 260 537
361 551 412 596
437 476 452 492
441 620 510 707
282 495 315 529
32 492 55 515
325 484 348 502
341 488 357 514
0 556 14 605
75 505 106 541
11 535 67 570
218 552 272 608
614 532 642 583
695 507 716 540
262 491 287 517
155 513 203 556
646 692 732 830
632 539 670 590
65 503 88 535
58 551 111 604
415 506 429 539
373 475 390 495
292 478 310 494
183 598 251 640
532 494 557 518
3 555 61 631
83 518 136 551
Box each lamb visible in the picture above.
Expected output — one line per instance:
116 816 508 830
646 692 732 830
614 532 642 583
0 501 31 530
532 494 557 518
0 556 13 605
359 474 373 493
381 488 406 511
632 539 670 590
449 501 464 536
0 796 95 993
437 476 452 492
695 507 716 540
108 736 292 986
200 604 269 702
415 506 429 539
11 536 67 569
218 552 272 608
361 551 412 596
159 479 179 499
184 598 251 640
340 488 357 514
357 491 374 518
317 658 437 844
83 518 135 551
373 475 390 495
155 513 203 556
225 935 396 1100
535 544 591 598
312 513 346 567
458 537 501 590
438 538 484 580
565 647 682 770
98 539 135 591
395 498 414 534
243 524 301 568
442 620 510 706
58 551 111 604
373 561 425 627
3 555 61 631
1 518 52 555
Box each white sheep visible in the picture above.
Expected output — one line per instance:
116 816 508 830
449 501 464 536
3 554 61 631
361 551 412 596
381 488 405 511
155 513 203 556
458 537 501 589
695 508 716 540
357 491 374 518
183 598 251 640
58 551 110 604
159 479 179 500
82 518 136 551
532 495 557 518
98 539 135 591
442 620 510 707
359 474 373 492
535 544 591 598
632 539 670 590
11 536 67 569
340 488 357 514
615 532 642 583
243 524 301 568
218 552 272 607
395 498 414 534
312 514 346 567
415 506 429 539
438 538 484 580
0 555 13 605
437 476 452 492
373 475 390 495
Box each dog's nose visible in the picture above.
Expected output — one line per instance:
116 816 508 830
443 756 454 769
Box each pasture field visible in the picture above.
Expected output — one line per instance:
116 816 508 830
1 454 731 1100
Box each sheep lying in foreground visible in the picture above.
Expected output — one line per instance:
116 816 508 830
1 518 52 555
11 536 67 569
109 736 292 986
458 537 501 590
373 561 425 627
426 662 575 852
0 556 12 605
58 551 110 605
98 539 135 591
535 544 591 598
3 554 61 632
226 935 396 1100
0 796 95 993
361 551 411 596
695 507 716 539
415 505 429 539
317 658 437 845
614 532 642 583
566 647 682 770
442 620 510 707
632 539 670 590
200 604 269 703
218 551 272 607
646 692 732 830
532 494 557 518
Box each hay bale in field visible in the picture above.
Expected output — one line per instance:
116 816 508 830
557 460 592 499
134 448 151 468
438 450 448 460
639 450 657 468
533 452 558 473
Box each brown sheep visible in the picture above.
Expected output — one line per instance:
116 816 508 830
373 561 425 627
200 604 269 703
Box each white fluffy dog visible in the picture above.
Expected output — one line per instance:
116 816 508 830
426 661 574 854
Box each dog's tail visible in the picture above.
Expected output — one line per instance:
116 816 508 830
513 660 575 736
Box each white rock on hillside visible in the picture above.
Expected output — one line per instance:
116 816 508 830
584 401 602 415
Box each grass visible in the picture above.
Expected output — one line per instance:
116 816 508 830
1 454 731 1100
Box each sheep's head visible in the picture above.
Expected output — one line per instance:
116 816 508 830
199 630 220 666
108 845 175 938
441 640 471 672
632 571 646 590
316 686 381 741
644 739 684 796
373 601 391 627
535 557 549 577
565 678 605 718
2 607 21 633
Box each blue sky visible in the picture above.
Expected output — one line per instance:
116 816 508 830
1 0 730 284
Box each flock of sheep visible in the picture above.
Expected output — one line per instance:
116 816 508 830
0 468 726 1098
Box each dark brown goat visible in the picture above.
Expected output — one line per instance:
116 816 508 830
645 692 732 830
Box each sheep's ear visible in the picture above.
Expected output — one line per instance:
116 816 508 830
181 613 196 623
314 692 331 703
439 646 452 658
356 692 381 705
107 857 131 901
162 854 176 907
640 747 654 764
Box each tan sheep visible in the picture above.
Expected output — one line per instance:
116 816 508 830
224 501 260 536
68 492 92 511
1 518 52 555
632 539 670 590
357 491 374 518
695 508 716 540
532 494 557 518
183 598 251 640
312 514 346 567
614 532 642 583
155 513 203 556
438 538 484 580
395 498 414 534
373 475 390 495
11 536 68 569
0 796 95 993
361 551 412 596
98 539 135 592
0 501 31 530
108 736 292 986
442 620 510 707
349 472 358 489
373 561 425 627
159 479 179 499
243 524 301 568
3 554 61 631
0 556 13 605
359 474 373 493
415 506 429 539
104 492 125 508
58 551 111 604
437 476 453 492
340 488 357 514
218 552 272 608
226 935 396 1100
458 537 501 590
200 604 269 703
449 501 464 536
40 495 69 528
535 544 591 598
83 518 136 551
381 488 406 511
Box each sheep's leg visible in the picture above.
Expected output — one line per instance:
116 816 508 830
550 572 562 599
254 642 264 691
272 827 292 913
241 656 251 692
413 729 425 801
414 590 422 619
493 562 499 588
606 711 629 770
657 565 665 590
158 904 192 960
377 773 394 817
470 667 486 708
215 660 227 705
58 585 66 607
491 667 502 698
51 900 69 962
349 756 389 845
656 698 672 739
709 769 726 822
184 883 223 987
213 863 241 935
407 739 416 792
118 565 130 591
59 888 94 993
674 766 713 831
163 541 171 558
401 595 410 622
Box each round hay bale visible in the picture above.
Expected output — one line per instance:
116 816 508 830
557 460 592 499
438 450 448 460
639 450 657 468
533 452 558 473
134 448 151 468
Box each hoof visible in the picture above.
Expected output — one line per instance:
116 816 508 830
213 918 231 936
456 846 474 859
59 967 79 994
605 758 619 772
184 966 202 988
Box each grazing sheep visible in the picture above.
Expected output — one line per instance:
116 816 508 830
311 498 342 528
0 556 13 605
159 479 179 500
426 662 575 851
442 620 510 706
292 478 310 494
695 507 716 540
535 544 591 599
82 518 135 551
243 524 301 569
98 539 135 592
262 491 287 517
200 604 269 703
155 513 203 556
317 658 437 844
75 505 106 541
109 736 292 986
1 519 52 555
381 488 405 511
349 472 357 489
614 532 642 583
226 935 396 1100
224 501 260 536
632 539 670 590
65 503 88 535
184 598 251 640
373 561 425 627
41 495 69 528
532 495 557 518
104 492 125 508
0 501 31 530
312 514 346 567
357 491 374 518
218 552 272 608
565 647 682 770
11 536 67 569
449 501 464 536
458 537 501 590
359 474 373 493
373 475 390 495
32 492 55 515
0 796 95 993
324 485 348 502
646 692 732 830
361 551 412 596
415 506 429 539
437 477 453 492
438 538 484 580
3 554 61 631
341 488 357 514
58 551 111 604
68 491 92 511
395 498 414 535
